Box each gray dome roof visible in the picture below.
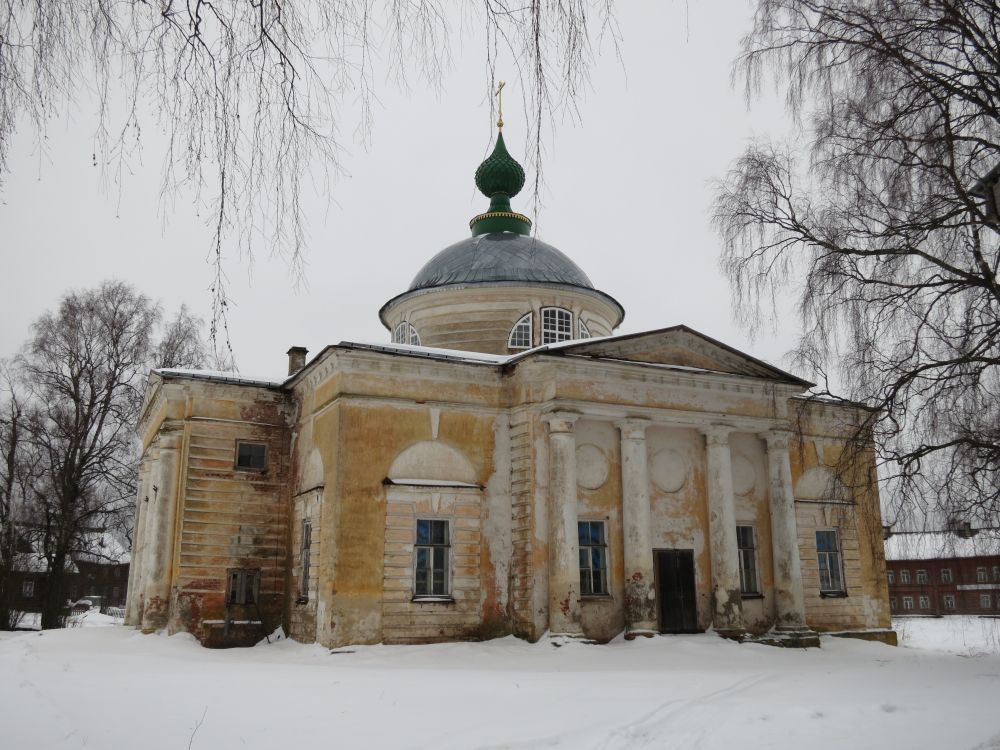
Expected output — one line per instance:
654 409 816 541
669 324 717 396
408 233 595 292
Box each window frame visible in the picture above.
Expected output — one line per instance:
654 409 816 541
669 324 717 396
889 596 897 610
540 307 573 344
413 519 450 600
226 568 261 606
736 525 760 596
918 595 930 609
578 319 591 339
508 313 533 350
916 569 928 584
815 529 846 596
298 517 312 603
977 567 988 583
902 595 914 610
980 593 993 609
900 569 911 584
943 594 956 610
941 568 953 584
578 520 610 597
887 570 895 585
235 440 268 472
22 580 34 598
392 322 421 346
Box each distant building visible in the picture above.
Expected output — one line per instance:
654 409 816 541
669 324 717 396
127 121 894 649
885 531 1000 616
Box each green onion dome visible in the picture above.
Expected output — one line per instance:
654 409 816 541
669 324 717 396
470 130 532 236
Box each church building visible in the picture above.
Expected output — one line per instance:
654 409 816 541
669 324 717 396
125 119 893 648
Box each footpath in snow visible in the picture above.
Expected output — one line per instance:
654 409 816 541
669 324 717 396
1 622 999 750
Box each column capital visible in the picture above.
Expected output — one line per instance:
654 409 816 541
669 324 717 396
542 411 580 434
760 430 793 451
701 425 733 446
614 417 650 441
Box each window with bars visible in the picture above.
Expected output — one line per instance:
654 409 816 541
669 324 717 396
541 307 573 344
414 520 449 598
578 521 609 596
816 529 845 594
941 568 953 583
578 320 591 339
916 569 928 584
736 525 759 595
299 518 312 602
226 568 260 605
508 313 532 349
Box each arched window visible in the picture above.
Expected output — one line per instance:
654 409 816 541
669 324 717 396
392 322 421 346
579 319 591 339
541 307 573 344
508 313 532 349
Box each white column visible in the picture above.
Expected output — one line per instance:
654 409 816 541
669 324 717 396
703 426 744 634
762 430 808 630
141 425 183 632
543 411 583 637
124 458 150 626
616 418 657 637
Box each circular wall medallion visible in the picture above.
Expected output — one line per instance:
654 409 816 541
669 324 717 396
650 449 687 494
576 444 609 490
731 454 757 496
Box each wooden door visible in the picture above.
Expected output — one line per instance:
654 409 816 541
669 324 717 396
656 549 699 633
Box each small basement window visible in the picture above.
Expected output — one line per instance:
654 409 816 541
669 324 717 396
227 568 261 605
236 441 268 471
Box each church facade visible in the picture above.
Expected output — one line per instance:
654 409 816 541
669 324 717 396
125 126 893 648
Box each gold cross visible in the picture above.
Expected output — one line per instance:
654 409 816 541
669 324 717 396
495 81 506 129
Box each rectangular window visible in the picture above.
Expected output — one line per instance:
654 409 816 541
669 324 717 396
22 580 34 598
943 595 955 610
900 569 911 584
578 521 609 596
414 519 449 598
941 568 953 584
903 596 914 610
919 595 930 609
980 594 993 609
299 517 312 601
541 307 573 344
736 525 759 594
887 570 895 585
977 567 988 583
993 566 1000 582
889 596 897 610
816 530 844 593
916 569 928 584
226 568 260 605
235 441 267 471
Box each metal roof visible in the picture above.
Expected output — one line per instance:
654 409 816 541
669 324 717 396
407 232 596 291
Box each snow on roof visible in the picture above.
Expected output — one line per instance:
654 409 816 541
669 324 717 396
155 368 286 387
14 550 78 574
74 532 131 565
342 341 511 365
884 531 1000 561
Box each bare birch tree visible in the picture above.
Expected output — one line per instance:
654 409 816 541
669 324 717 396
11 281 206 628
714 0 1000 532
1 1 618 335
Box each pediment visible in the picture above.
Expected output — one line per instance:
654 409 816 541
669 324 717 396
556 325 812 387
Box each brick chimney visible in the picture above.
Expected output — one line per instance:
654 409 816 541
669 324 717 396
287 346 308 376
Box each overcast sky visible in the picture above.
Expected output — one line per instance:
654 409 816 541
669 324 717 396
2 1 799 379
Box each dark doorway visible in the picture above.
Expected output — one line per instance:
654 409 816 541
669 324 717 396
655 549 700 633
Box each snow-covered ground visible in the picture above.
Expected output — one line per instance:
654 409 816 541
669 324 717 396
894 615 1000 656
2 625 999 750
